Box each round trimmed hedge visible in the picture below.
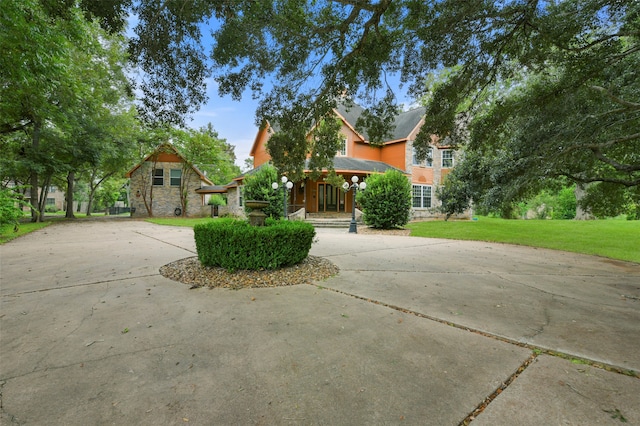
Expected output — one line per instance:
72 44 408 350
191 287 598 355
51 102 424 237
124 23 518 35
194 218 316 271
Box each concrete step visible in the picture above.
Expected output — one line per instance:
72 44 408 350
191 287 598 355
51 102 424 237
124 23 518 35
305 218 359 228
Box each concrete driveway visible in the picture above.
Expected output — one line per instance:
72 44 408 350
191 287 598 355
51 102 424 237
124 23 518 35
1 219 638 425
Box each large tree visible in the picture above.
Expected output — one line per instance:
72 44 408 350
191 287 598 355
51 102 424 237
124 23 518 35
10 1 638 203
168 125 241 216
116 1 639 189
1 0 135 221
437 49 639 218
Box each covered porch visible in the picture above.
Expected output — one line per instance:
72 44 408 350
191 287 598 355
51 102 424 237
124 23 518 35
285 158 407 217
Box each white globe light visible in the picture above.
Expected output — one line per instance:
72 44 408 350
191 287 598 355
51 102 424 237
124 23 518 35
286 181 293 189
351 175 359 183
342 182 350 190
281 176 288 184
271 182 279 190
359 182 367 190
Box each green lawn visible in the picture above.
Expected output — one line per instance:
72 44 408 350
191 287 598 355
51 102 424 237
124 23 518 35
407 217 640 264
3 216 638 264
146 217 215 227
0 222 52 244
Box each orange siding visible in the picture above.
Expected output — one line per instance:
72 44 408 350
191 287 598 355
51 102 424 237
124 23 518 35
252 130 271 167
380 143 406 170
412 168 434 185
351 142 382 161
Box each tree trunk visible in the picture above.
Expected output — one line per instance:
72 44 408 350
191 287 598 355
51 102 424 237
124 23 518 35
86 187 96 216
574 183 593 220
65 171 76 219
38 175 51 221
30 121 41 222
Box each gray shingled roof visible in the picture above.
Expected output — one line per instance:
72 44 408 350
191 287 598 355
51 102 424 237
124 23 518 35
335 101 425 142
305 157 406 174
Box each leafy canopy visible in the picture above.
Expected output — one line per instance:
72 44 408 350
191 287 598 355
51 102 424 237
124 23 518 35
34 1 639 199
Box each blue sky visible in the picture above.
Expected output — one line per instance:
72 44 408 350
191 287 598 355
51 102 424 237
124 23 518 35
126 13 418 170
126 14 260 169
187 80 260 170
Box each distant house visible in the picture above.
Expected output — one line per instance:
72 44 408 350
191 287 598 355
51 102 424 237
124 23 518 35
224 101 468 219
125 143 214 218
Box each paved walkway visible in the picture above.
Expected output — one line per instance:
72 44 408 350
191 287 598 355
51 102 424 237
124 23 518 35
1 220 639 425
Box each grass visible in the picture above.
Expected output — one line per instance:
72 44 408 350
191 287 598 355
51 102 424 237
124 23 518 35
0 222 52 244
407 216 640 264
146 217 215 227
3 215 638 264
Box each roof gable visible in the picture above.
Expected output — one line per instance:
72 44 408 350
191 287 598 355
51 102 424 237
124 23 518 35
334 101 425 143
125 142 213 185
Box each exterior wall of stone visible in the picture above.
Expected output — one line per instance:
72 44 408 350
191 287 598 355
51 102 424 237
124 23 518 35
223 186 246 218
129 161 209 218
405 142 471 220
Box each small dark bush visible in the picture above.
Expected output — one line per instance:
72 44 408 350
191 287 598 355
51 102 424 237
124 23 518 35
194 218 316 271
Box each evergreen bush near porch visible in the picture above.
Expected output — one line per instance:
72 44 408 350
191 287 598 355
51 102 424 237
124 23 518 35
243 164 284 219
357 169 412 229
194 218 315 271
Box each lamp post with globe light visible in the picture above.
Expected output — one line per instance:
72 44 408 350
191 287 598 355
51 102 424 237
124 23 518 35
272 176 294 220
342 175 367 233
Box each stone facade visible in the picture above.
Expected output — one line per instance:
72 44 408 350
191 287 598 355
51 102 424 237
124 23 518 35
129 161 210 218
223 186 246 218
407 141 470 220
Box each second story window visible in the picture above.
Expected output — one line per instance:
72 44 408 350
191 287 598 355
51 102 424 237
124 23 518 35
413 146 434 167
153 168 164 186
442 150 454 168
170 169 182 186
338 138 347 156
426 147 433 167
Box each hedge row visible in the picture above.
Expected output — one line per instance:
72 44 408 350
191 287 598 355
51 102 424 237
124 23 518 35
193 218 316 271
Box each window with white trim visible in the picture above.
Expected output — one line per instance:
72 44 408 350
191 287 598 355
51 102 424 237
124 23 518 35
426 147 433 167
170 169 181 186
412 185 432 208
153 168 164 186
338 138 347 156
238 186 244 207
442 150 454 168
412 146 434 167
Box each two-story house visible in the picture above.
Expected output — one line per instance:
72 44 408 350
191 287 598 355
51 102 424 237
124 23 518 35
224 101 465 220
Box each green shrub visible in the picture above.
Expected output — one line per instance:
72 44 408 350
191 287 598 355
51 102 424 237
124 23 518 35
356 169 411 229
194 218 316 271
208 194 227 206
243 163 285 219
551 186 577 219
0 187 30 229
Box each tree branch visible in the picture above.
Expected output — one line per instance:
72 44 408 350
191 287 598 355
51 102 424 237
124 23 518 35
589 145 640 173
332 0 377 13
1 121 32 135
590 86 640 110
561 172 640 187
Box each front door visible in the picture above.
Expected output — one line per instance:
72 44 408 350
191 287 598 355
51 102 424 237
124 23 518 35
317 183 345 212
